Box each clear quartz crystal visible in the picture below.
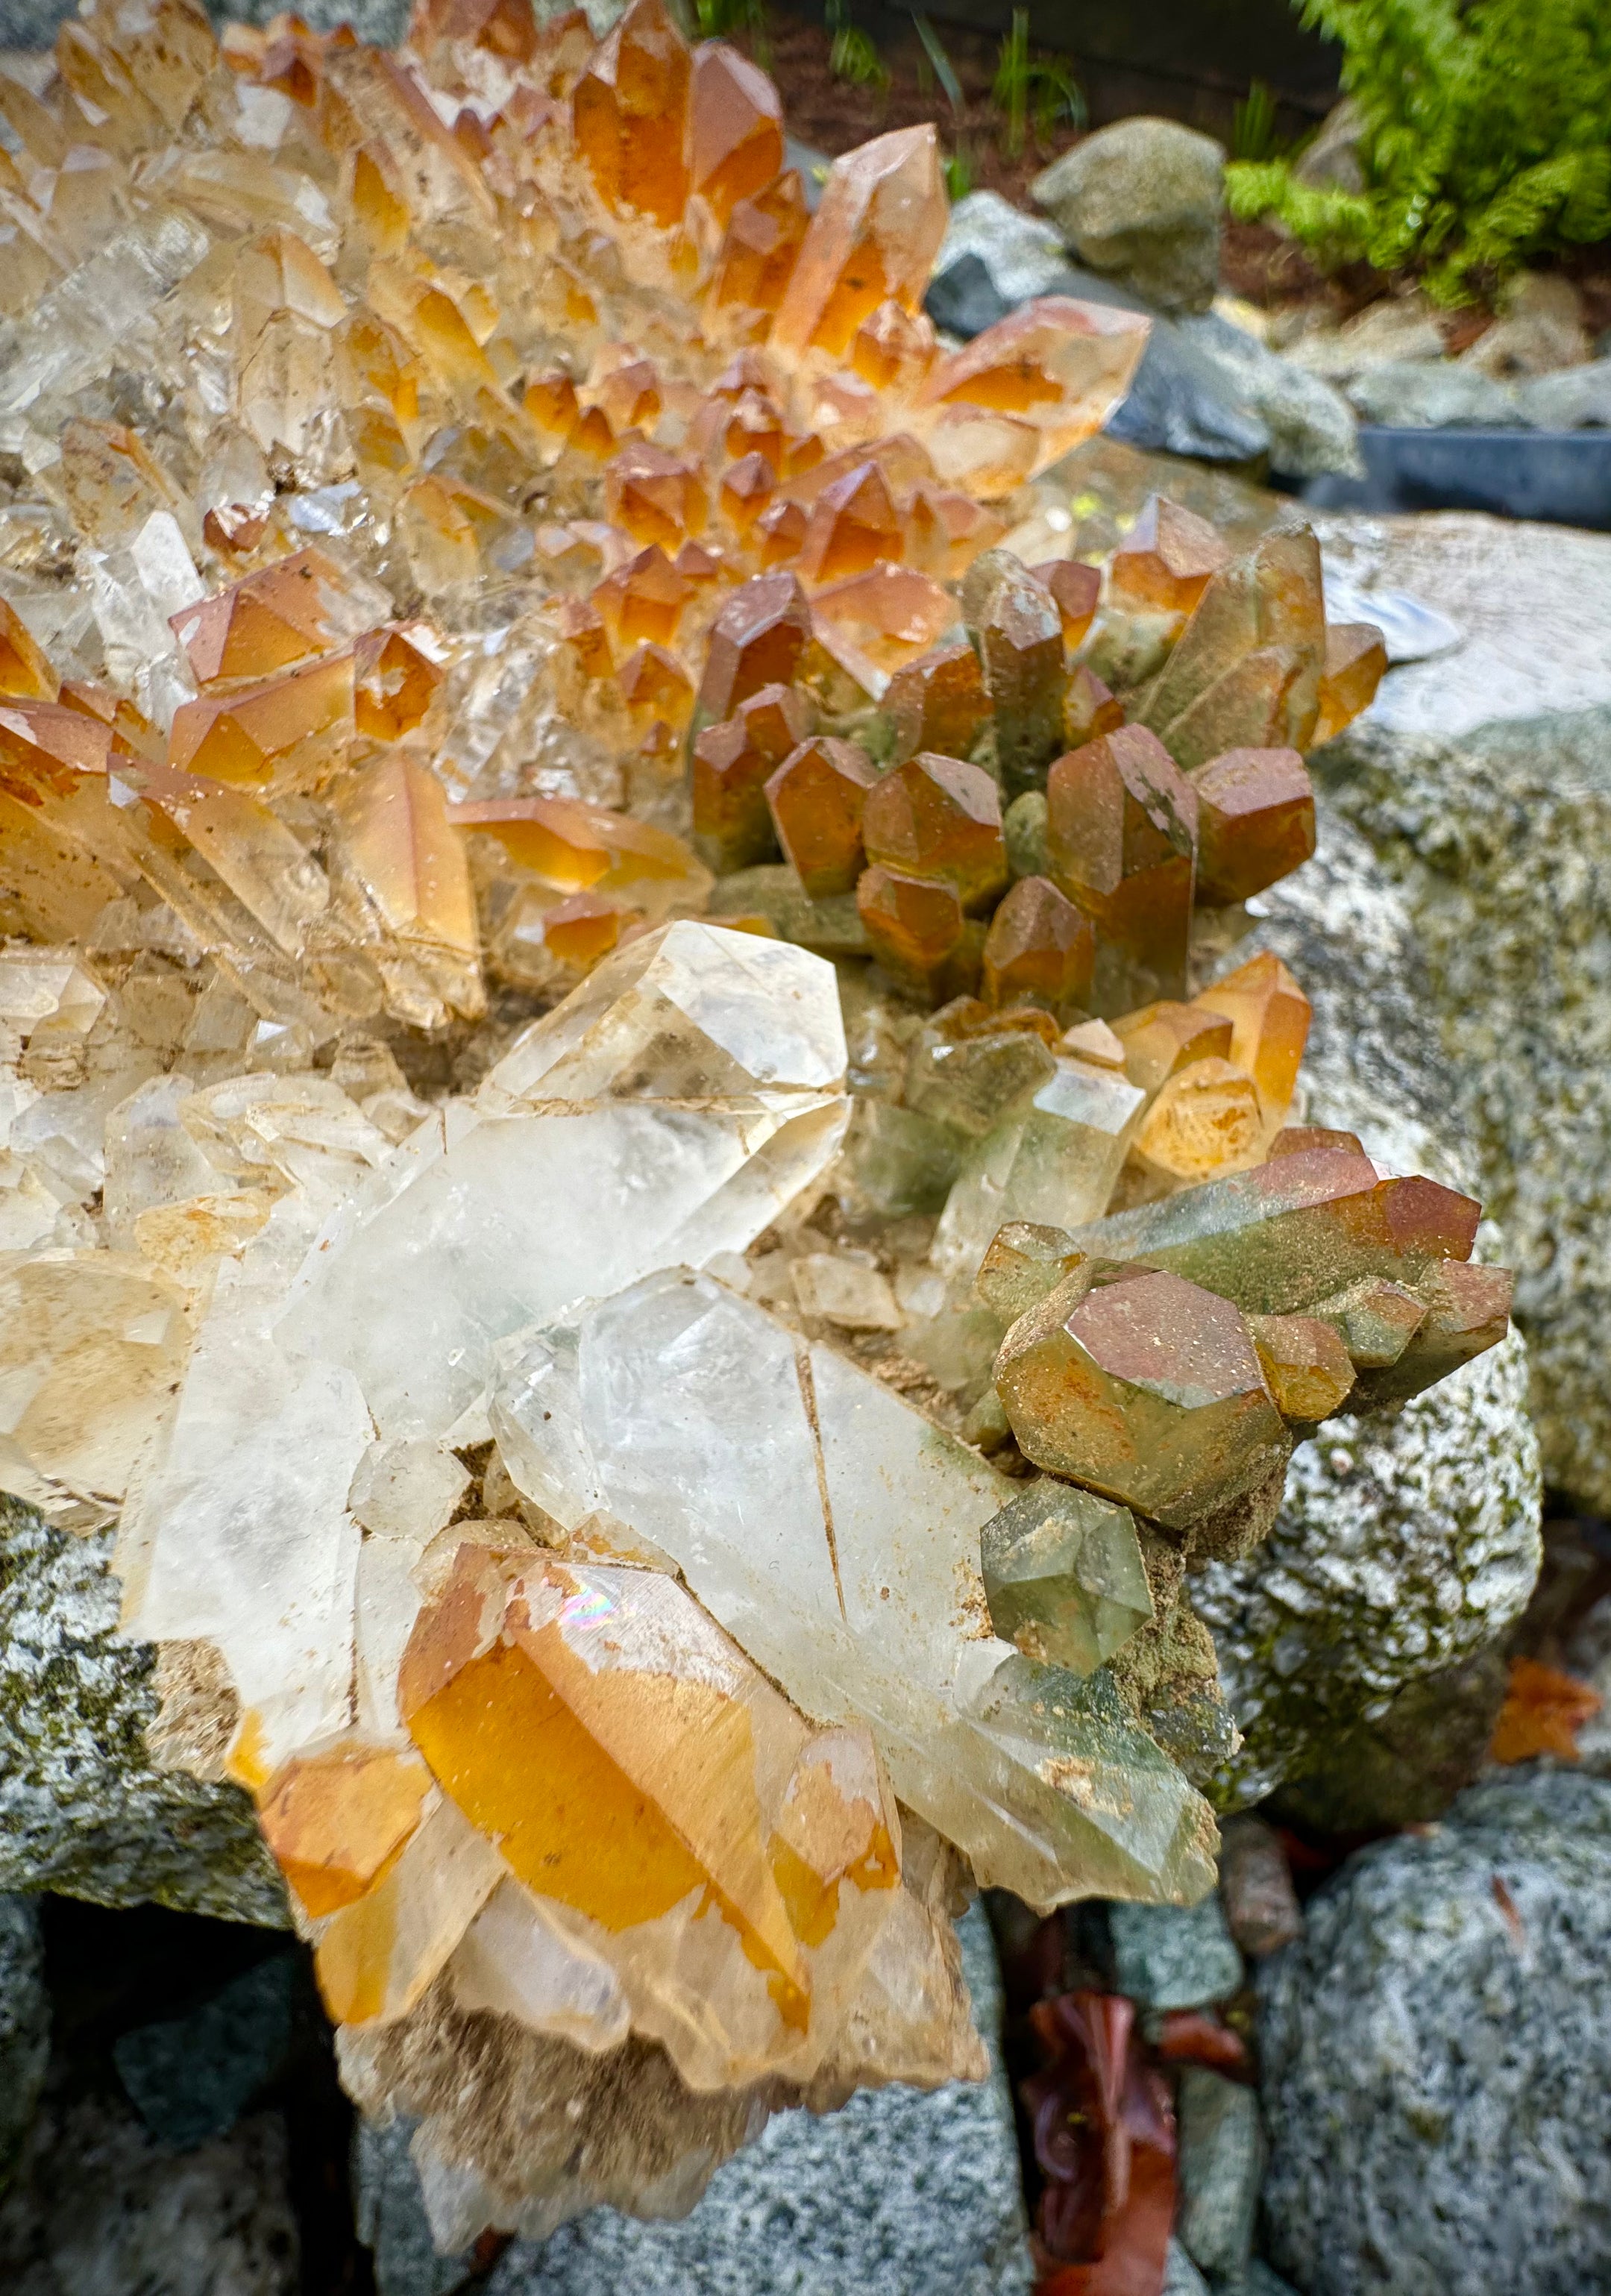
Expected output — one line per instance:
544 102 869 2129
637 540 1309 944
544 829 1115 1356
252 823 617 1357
492 1267 1216 1909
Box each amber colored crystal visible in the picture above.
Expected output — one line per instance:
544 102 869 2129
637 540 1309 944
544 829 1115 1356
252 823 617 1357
755 498 808 567
1190 746 1316 906
856 863 975 1000
617 642 694 726
851 300 938 395
770 124 947 360
1247 1312 1357 1422
693 682 811 871
551 598 615 680
571 0 691 225
594 545 691 650
720 451 776 533
449 794 707 905
258 1742 433 1919
811 565 956 695
915 298 1149 463
1064 663 1125 750
697 571 812 722
541 889 625 967
690 40 783 227
861 753 1008 912
594 358 662 435
338 753 480 972
1270 1124 1365 1161
1112 1001 1233 1093
1313 621 1388 745
764 736 878 897
885 642 990 766
524 368 580 443
0 601 58 703
1139 528 1327 771
795 461 902 586
168 653 356 788
605 442 707 553
708 169 810 318
1034 559 1102 650
354 624 446 741
0 700 116 795
1193 952 1311 1141
1109 496 1232 617
982 875 1095 1011
1046 727 1199 1000
1131 1057 1264 1187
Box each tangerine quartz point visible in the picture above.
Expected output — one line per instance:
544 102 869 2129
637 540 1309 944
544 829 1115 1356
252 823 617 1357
1315 620 1388 744
855 863 976 1000
697 571 813 722
885 641 990 765
982 874 1095 1011
764 735 878 897
1109 495 1233 618
1046 726 1199 1003
571 0 691 224
693 680 812 871
770 125 946 361
1190 745 1316 905
861 751 1008 912
690 40 783 228
1034 559 1102 650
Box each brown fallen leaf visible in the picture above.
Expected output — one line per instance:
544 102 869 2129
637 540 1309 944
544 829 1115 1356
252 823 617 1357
1489 1656 1602 1763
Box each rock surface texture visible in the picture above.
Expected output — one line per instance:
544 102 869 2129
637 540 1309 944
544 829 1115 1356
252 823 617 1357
1259 1767 1611 2296
1031 119 1225 316
0 1894 49 2182
0 1497 288 1926
1190 809 1542 1815
1311 512 1611 1511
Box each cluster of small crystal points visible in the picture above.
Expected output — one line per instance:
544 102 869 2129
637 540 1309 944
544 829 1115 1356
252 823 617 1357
0 0 1512 2242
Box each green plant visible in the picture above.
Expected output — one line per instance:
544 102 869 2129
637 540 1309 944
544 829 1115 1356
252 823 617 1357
911 10 965 119
1231 78 1281 163
1225 0 1611 303
827 0 891 92
943 145 975 201
693 0 770 52
992 9 1084 162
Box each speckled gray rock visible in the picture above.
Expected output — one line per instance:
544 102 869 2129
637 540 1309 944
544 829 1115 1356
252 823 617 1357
1107 1898 1243 2011
0 1895 48 2185
114 1952 301 2151
0 2095 299 2295
1172 313 1363 480
1190 815 1543 1816
1031 118 1225 314
477 1904 1032 2296
1175 2067 1261 2282
1345 360 1522 428
1313 703 1611 1514
1258 1767 1611 2296
1163 2239 1210 2295
0 1497 286 1927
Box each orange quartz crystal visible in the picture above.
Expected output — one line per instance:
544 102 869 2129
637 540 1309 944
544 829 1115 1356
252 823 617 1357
855 864 973 1000
605 442 707 553
689 40 783 227
1108 496 1233 617
449 793 709 909
692 680 811 871
1313 621 1389 744
354 622 447 741
884 640 990 766
258 1741 433 1919
1192 952 1312 1141
168 652 357 788
770 125 947 361
1035 559 1102 649
1190 746 1316 905
571 0 691 225
0 600 59 702
1046 727 1199 1003
795 461 902 585
981 874 1095 1011
861 752 1008 912
169 549 351 688
593 546 693 650
764 735 878 897
708 169 811 320
696 571 813 722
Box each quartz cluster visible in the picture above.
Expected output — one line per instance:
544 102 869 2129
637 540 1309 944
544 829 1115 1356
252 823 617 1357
0 0 1506 2246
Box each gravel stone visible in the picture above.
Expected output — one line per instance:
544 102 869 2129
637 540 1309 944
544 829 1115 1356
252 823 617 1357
1174 2066 1261 2281
0 1895 48 2185
1107 1898 1243 2011
1258 1767 1611 2296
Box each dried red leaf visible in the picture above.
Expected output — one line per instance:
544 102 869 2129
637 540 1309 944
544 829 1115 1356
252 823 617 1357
1489 1656 1601 1764
1153 2009 1252 2079
1022 1989 1176 2291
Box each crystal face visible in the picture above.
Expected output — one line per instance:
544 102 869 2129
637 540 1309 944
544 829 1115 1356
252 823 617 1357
0 0 1511 2247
